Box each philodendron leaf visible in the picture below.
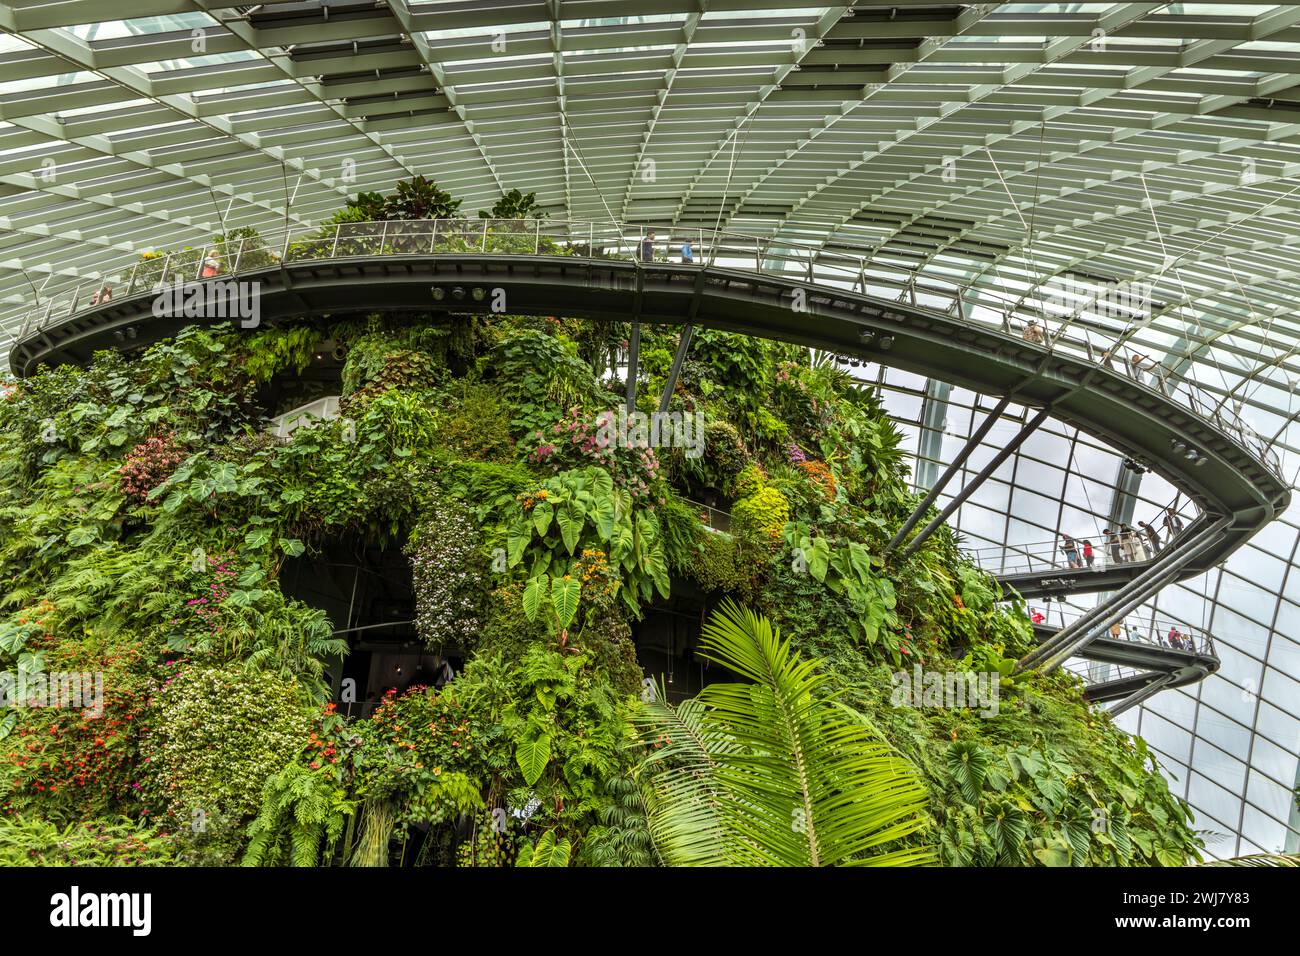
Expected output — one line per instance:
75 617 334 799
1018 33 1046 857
556 503 581 555
807 536 831 582
551 575 581 632
532 500 554 536
516 734 552 786
522 574 549 622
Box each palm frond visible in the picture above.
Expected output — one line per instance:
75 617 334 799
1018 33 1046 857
636 600 934 867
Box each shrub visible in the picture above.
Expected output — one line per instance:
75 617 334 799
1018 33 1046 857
732 486 790 539
1 639 153 821
140 663 312 863
688 530 761 597
437 383 515 461
703 420 749 485
732 462 767 499
798 459 837 499
119 432 185 503
0 814 179 866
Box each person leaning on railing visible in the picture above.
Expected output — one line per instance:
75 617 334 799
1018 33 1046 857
1060 533 1081 569
1137 519 1161 555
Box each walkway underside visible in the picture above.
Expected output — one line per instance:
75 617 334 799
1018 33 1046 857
1000 560 1167 600
1032 623 1218 707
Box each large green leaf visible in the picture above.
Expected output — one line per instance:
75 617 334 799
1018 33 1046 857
556 503 581 554
807 536 831 582
522 574 548 622
516 735 552 786
531 500 554 536
551 575 581 631
517 829 571 867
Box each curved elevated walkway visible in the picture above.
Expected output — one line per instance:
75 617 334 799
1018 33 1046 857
7 220 1288 707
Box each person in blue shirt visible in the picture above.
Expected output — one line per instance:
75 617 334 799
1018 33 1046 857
681 238 694 263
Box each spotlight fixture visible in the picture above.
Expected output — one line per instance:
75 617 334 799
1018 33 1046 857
859 329 876 345
451 286 466 300
125 326 137 340
1170 439 1186 453
471 286 486 302
878 335 894 350
431 286 445 300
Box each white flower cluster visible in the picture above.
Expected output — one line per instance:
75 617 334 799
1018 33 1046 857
406 494 483 648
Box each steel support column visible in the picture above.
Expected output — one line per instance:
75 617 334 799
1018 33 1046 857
625 322 641 412
659 325 694 413
1108 672 1175 717
901 404 1051 558
888 393 1012 552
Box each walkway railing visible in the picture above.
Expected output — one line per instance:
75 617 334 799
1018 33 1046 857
6 216 1282 481
683 497 732 534
968 501 1199 577
1028 602 1214 658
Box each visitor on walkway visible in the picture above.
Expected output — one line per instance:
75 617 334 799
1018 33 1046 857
1081 539 1095 567
200 247 222 278
1119 523 1144 562
1103 528 1123 564
1030 608 1046 625
1110 622 1125 641
1138 520 1161 555
1061 534 1081 569
89 285 112 305
1163 507 1185 539
640 229 655 262
681 238 694 263
1023 319 1044 344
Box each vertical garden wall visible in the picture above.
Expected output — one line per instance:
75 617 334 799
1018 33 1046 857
0 180 1201 867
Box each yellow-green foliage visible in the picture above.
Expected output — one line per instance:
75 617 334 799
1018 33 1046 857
732 486 790 538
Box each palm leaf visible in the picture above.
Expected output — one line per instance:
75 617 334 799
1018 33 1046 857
636 601 933 867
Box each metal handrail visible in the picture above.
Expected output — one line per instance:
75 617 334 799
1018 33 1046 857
5 217 1282 482
1028 602 1213 657
683 497 732 534
968 500 1198 577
